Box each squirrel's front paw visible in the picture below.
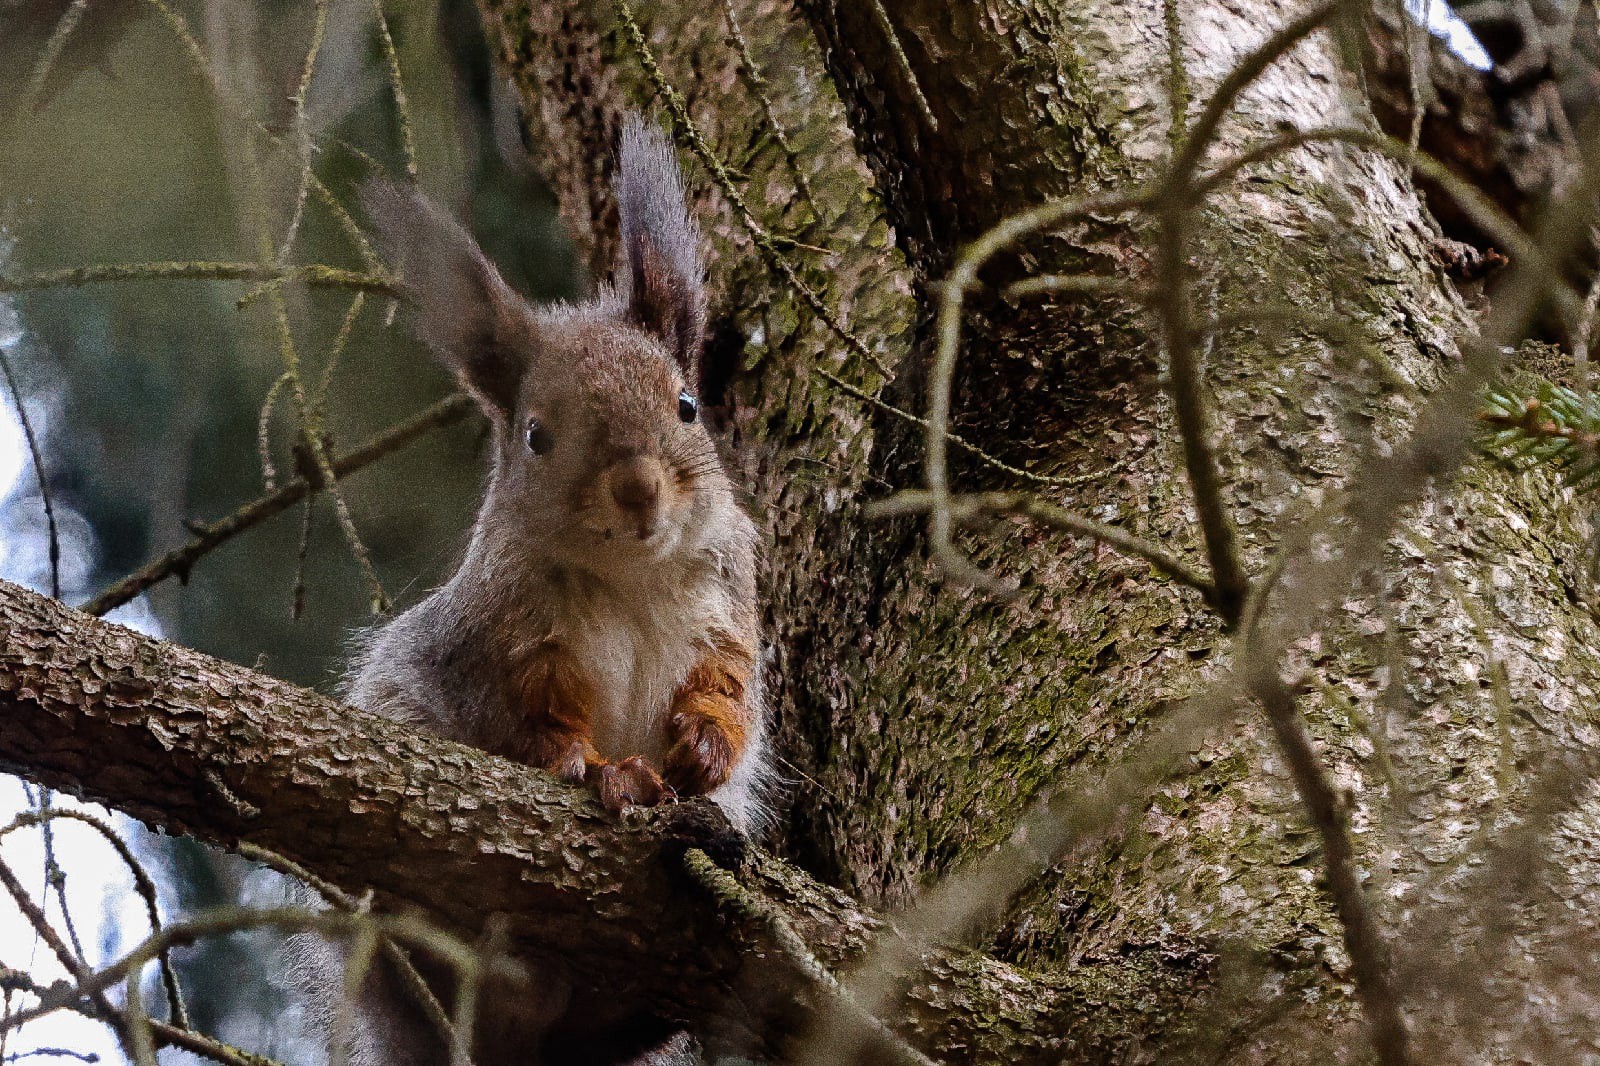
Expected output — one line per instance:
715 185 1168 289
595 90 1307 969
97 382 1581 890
588 756 672 812
664 716 735 797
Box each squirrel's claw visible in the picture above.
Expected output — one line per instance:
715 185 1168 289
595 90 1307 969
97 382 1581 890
553 740 591 785
589 755 670 812
664 717 736 797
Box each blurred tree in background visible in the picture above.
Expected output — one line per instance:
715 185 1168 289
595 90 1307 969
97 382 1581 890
0 1 569 1054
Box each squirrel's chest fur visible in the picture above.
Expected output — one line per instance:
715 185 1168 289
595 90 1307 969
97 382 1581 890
553 572 725 762
348 547 748 760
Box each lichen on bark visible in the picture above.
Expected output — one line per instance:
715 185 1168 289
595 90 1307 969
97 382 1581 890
479 0 1600 1056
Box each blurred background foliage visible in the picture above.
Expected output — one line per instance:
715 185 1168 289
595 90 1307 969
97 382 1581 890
0 0 577 1056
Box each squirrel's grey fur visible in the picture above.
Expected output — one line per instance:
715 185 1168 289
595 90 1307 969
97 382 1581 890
294 117 767 1066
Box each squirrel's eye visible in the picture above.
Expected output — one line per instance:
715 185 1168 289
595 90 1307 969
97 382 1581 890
525 417 554 455
678 390 698 423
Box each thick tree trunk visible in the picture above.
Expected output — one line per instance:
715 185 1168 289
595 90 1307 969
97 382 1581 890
2 0 1598 1059
479 0 1600 1057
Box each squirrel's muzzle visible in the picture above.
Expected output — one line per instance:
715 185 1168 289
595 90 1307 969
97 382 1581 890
605 454 667 537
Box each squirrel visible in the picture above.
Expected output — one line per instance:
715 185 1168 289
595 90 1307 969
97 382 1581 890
297 116 769 1066
351 117 768 830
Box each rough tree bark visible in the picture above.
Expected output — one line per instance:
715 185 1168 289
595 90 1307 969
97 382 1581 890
478 0 1600 1058
4 0 1600 1060
0 578 1205 1062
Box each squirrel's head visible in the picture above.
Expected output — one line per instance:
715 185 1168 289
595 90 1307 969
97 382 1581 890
364 117 731 570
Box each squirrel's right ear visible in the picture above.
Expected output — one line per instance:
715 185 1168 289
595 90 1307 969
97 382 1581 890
362 180 529 422
616 117 707 376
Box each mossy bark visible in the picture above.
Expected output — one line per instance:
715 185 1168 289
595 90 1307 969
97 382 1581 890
0 0 1591 1058
479 0 1600 1058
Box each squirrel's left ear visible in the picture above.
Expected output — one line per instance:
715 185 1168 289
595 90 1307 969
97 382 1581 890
616 116 707 377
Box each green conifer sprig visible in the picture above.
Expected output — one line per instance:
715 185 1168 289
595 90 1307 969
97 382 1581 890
1480 380 1600 489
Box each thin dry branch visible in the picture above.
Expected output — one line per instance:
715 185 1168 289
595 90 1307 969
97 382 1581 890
717 0 816 209
16 0 90 115
0 855 128 1056
236 842 457 1050
370 0 418 180
1166 0 1349 182
0 963 281 1066
0 263 396 299
1 809 186 1029
925 189 1150 593
865 489 1215 600
1245 669 1411 1064
78 394 474 618
1152 202 1250 624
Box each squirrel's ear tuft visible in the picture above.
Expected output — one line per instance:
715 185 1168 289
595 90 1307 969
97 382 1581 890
616 116 707 376
362 179 529 421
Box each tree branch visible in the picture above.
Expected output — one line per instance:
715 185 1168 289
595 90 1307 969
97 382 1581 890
0 580 1210 1063
79 394 474 618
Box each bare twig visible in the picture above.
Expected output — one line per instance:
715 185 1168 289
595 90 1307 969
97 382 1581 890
1401 0 1433 180
236 843 457 1050
0 857 127 1054
0 969 273 1066
1166 0 1348 183
314 294 366 423
718 0 816 209
0 263 396 299
235 72 389 616
1152 201 1250 624
1245 668 1411 1064
926 189 1150 592
143 997 284 1065
450 921 504 1066
17 0 91 115
1163 0 1189 149
1205 304 1410 392
122 974 156 1066
814 367 1127 488
371 0 419 180
275 0 332 269
1002 273 1142 300
866 489 1216 600
328 920 377 1066
0 347 59 599
1193 127 1575 321
1227 122 1600 1058
256 372 292 491
0 908 497 1036
291 498 315 620
864 0 937 133
0 809 186 1030
79 394 474 618
681 850 937 1066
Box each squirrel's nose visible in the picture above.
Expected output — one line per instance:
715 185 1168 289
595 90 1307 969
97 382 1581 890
609 456 663 515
